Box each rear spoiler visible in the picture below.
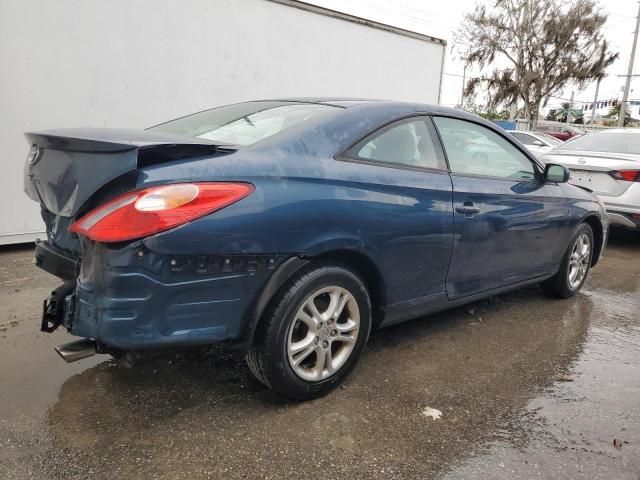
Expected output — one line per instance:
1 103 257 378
25 128 235 166
24 128 236 216
25 127 233 152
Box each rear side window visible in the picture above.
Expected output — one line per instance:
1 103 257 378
433 117 536 181
346 117 446 170
150 101 338 147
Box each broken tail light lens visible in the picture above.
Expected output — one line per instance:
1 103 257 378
609 170 640 182
69 182 254 242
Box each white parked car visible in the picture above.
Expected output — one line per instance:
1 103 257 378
507 130 563 158
542 129 640 229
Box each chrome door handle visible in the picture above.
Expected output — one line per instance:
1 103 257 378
455 205 480 214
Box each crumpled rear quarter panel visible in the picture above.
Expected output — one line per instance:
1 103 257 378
72 240 281 350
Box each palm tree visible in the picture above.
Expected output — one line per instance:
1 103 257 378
605 103 631 126
546 102 583 123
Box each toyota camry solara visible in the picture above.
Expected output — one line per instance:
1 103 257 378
24 99 608 399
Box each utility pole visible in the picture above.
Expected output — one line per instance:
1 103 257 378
567 90 574 124
619 2 640 127
590 77 601 125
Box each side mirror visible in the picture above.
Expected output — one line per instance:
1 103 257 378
533 140 545 147
544 164 570 183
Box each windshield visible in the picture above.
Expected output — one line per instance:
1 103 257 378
150 101 339 146
557 132 640 155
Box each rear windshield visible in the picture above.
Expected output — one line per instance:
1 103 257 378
149 101 338 146
557 132 640 155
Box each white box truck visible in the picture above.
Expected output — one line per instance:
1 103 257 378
0 0 446 244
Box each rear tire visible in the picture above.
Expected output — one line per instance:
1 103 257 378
246 263 371 400
541 223 594 298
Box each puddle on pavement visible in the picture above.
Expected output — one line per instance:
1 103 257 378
1 230 639 479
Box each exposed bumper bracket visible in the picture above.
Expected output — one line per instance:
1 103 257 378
41 280 76 333
34 240 79 281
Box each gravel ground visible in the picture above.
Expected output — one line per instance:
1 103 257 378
1 229 639 479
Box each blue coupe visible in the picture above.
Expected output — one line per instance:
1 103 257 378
24 99 608 399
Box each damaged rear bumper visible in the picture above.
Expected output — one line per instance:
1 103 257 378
36 240 283 351
35 240 79 281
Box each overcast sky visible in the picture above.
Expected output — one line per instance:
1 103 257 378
307 0 640 110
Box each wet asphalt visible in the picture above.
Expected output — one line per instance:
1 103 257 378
0 230 639 480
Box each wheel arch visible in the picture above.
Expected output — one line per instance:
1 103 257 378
239 248 387 351
581 214 605 266
312 249 387 326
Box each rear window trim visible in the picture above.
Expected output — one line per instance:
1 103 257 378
335 113 449 174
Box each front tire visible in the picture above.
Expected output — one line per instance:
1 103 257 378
246 263 371 400
541 223 594 298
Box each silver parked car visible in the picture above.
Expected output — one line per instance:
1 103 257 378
507 130 563 158
543 129 640 229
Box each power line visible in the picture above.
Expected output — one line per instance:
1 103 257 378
549 95 601 104
547 94 640 104
609 12 637 20
351 1 459 32
443 72 490 81
442 79 635 106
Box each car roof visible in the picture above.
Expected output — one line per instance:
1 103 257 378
595 128 640 134
260 98 472 117
265 97 381 107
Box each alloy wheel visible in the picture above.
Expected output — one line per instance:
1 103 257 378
286 286 360 381
568 233 591 290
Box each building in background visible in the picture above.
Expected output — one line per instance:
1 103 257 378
581 98 640 124
0 0 445 244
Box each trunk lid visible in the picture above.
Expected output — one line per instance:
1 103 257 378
543 150 640 197
24 128 233 251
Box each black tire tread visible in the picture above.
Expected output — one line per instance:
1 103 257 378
246 261 371 400
541 223 594 298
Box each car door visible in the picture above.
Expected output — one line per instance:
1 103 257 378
432 116 568 299
339 116 454 308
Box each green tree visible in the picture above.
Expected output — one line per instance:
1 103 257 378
457 0 618 128
462 99 510 120
605 103 631 126
546 102 583 123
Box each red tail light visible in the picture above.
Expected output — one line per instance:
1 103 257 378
609 170 640 182
69 182 254 242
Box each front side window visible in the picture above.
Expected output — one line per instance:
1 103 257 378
150 101 338 147
347 118 446 170
433 117 536 181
